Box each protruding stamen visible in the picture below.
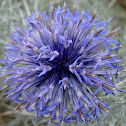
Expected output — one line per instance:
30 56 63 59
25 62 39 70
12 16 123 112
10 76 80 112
98 104 111 115
51 6 54 19
102 83 116 91
86 27 104 48
61 14 63 25
13 102 23 112
105 28 119 38
73 5 76 16
49 24 53 33
47 21 53 33
9 39 19 48
85 73 95 77
17 73 29 78
35 12 42 23
1 69 12 72
31 97 40 109
77 17 84 27
64 80 67 89
49 112 53 125
2 73 15 77
5 92 14 98
16 82 23 85
90 10 97 23
81 98 89 111
10 58 24 62
59 77 68 89
16 27 26 37
101 55 115 60
85 39 92 48
29 20 35 27
46 89 50 99
27 45 40 54
77 110 85 122
21 102 30 111
62 2 66 12
56 104 60 118
94 27 104 37
0 85 10 91
71 65 79 69
63 1 66 7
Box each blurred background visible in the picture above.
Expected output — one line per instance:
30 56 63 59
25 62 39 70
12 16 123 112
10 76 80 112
0 0 126 126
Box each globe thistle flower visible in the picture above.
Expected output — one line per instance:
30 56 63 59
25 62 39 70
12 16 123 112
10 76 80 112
0 3 124 126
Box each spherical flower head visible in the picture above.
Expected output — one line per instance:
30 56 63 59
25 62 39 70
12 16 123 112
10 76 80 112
0 3 124 126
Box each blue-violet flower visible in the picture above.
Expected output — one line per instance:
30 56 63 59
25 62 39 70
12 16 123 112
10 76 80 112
0 3 124 126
